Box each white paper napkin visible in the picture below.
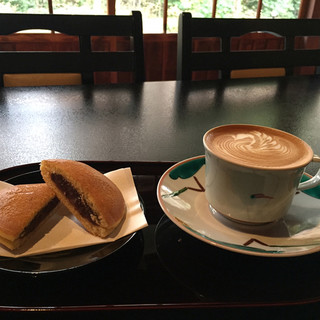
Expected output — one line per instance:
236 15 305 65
0 167 148 258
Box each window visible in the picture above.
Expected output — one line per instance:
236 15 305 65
1 0 302 33
116 0 301 33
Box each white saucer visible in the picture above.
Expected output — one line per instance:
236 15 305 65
157 155 320 257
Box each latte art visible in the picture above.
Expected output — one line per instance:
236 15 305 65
222 131 291 163
231 131 288 152
204 125 313 169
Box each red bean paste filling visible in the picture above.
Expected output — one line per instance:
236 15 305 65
20 197 59 239
51 173 100 226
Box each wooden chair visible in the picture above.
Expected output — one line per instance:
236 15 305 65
177 12 320 80
0 11 145 86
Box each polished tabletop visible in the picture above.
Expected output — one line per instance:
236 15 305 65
1 76 320 318
1 76 320 171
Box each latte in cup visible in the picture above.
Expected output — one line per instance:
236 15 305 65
204 125 313 170
203 124 320 224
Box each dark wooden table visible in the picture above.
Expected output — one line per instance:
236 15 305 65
1 76 320 171
1 76 320 318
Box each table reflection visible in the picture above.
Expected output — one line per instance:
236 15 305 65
155 215 320 304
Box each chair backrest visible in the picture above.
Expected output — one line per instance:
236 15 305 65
177 12 320 80
0 11 145 86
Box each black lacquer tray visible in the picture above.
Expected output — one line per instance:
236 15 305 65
0 161 319 319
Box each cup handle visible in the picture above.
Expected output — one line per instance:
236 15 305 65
298 155 320 191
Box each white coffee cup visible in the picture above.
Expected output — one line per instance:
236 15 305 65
203 124 320 224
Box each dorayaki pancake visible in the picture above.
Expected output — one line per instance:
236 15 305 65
0 184 58 250
40 159 126 238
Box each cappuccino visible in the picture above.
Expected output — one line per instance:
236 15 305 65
204 125 313 170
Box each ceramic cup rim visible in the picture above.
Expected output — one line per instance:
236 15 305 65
203 124 314 171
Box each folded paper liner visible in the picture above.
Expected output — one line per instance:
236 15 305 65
0 167 148 258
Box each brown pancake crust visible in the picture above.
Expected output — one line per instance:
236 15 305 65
40 159 126 238
0 184 57 249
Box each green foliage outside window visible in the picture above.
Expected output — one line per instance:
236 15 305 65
0 0 301 32
1 0 102 13
1 0 49 13
260 0 300 18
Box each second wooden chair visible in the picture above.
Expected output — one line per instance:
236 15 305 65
177 12 320 80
